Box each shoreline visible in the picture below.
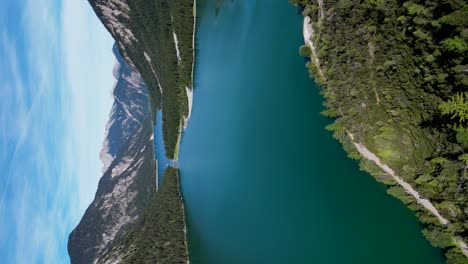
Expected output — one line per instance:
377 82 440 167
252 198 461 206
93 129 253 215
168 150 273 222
347 133 448 225
181 1 196 262
303 16 325 81
191 0 196 87
182 0 196 130
302 8 467 257
176 167 189 264
183 86 193 129
347 132 468 257
175 0 197 156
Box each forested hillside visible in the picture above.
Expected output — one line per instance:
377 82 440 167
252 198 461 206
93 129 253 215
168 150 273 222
88 0 195 159
97 168 188 264
69 1 195 262
292 0 467 263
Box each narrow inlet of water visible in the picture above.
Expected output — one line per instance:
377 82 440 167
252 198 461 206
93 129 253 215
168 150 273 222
154 110 170 185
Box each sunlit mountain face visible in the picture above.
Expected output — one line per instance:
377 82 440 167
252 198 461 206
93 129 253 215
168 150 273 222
0 0 115 263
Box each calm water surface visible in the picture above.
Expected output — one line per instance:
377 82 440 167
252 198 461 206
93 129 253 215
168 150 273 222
179 0 445 263
155 110 171 185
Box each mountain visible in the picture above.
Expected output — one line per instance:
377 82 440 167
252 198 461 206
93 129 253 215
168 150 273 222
97 167 188 264
100 44 154 173
87 0 196 159
69 0 195 262
68 45 157 264
293 0 467 263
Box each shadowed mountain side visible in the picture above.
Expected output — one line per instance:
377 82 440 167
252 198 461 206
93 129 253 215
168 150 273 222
68 47 157 264
100 44 152 172
87 0 195 159
97 167 188 264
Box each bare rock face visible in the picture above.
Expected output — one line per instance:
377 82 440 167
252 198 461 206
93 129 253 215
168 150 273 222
86 0 165 113
97 168 188 264
67 45 157 264
100 44 151 173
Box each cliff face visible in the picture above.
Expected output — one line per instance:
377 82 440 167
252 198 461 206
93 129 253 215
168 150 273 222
68 45 157 264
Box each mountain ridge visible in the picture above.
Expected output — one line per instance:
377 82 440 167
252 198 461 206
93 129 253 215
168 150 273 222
68 45 157 264
69 0 195 262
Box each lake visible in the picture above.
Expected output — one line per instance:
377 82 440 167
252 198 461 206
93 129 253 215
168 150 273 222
178 0 445 263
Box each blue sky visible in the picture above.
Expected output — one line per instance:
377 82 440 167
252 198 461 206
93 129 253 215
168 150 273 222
0 0 115 262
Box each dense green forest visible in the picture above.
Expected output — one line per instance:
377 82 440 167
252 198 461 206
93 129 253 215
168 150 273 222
292 0 467 263
98 167 188 264
88 0 195 159
125 0 195 160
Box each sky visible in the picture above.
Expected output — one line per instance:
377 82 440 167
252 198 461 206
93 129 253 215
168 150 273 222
0 0 115 263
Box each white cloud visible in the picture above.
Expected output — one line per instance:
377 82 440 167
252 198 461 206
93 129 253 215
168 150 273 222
60 0 115 217
0 0 116 263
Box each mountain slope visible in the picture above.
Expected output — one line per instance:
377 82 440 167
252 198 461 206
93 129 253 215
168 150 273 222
68 46 157 264
100 44 153 172
69 0 195 262
88 0 195 159
97 167 188 264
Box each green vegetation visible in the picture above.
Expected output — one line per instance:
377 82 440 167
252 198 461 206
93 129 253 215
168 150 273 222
299 45 312 57
441 92 468 123
441 92 468 148
292 0 467 262
98 167 188 264
126 0 195 160
89 0 195 159
84 2 193 262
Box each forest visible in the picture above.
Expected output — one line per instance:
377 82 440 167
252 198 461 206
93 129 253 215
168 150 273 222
291 0 467 263
97 167 188 264
84 1 194 262
89 0 195 159
125 0 195 159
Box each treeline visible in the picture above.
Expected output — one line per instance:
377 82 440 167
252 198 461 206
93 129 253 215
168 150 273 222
126 0 195 159
292 0 467 263
98 167 188 264
168 0 196 119
89 0 195 159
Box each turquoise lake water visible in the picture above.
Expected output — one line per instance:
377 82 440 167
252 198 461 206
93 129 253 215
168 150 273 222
178 0 445 263
155 110 170 185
